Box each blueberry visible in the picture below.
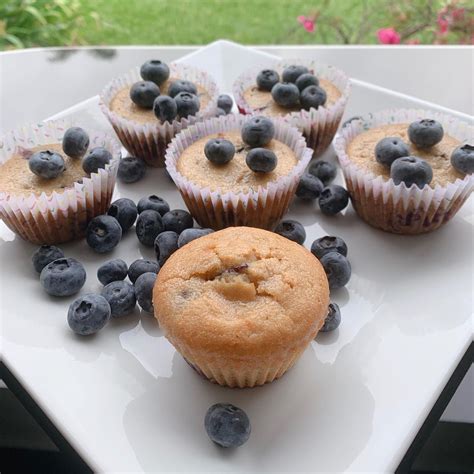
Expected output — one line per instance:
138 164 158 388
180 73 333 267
204 403 251 448
319 185 349 215
215 108 226 117
153 95 178 123
246 148 277 173
390 156 433 189
296 173 323 200
177 228 214 248
175 92 200 118
154 231 179 266
341 116 364 128
311 236 348 259
217 94 233 114
67 294 111 335
295 73 319 92
130 81 160 109
29 150 65 179
140 59 170 86
86 215 122 253
134 272 157 313
97 259 128 285
137 195 170 216
282 65 309 83
168 80 198 98
256 69 280 92
319 303 341 332
40 258 86 297
300 85 327 111
107 198 137 232
274 220 306 245
204 138 235 165
136 210 164 246
162 209 193 234
128 259 160 284
82 147 112 174
320 252 351 290
374 137 410 167
241 116 275 147
32 245 64 274
62 127 89 158
408 119 444 148
117 156 147 183
271 82 300 108
101 281 136 318
451 144 474 174
308 160 337 185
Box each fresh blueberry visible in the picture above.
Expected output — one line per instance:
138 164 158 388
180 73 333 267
319 185 349 215
374 137 410 167
300 85 327 111
408 119 444 148
295 73 319 92
241 116 275 147
274 220 306 245
311 236 348 259
117 156 147 183
137 195 170 216
82 147 112 174
319 303 341 332
217 94 233 114
296 173 323 200
390 156 433 189
62 127 89 158
256 69 280 91
271 82 300 108
32 245 64 274
175 92 200 118
101 280 136 317
107 198 137 232
177 228 214 248
136 210 164 246
246 148 277 173
40 258 86 297
451 144 474 174
205 403 251 448
134 272 157 313
153 95 178 123
204 138 235 165
162 209 193 234
168 80 198 98
308 160 337 185
154 231 179 266
29 150 65 179
215 108 226 117
130 80 160 109
67 294 111 335
282 65 309 83
86 215 122 253
341 116 364 128
140 59 170 86
97 259 128 285
128 259 160 284
320 251 351 290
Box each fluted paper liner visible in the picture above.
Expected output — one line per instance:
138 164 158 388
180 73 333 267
333 109 474 234
0 119 121 244
233 59 350 157
100 63 219 168
165 114 312 231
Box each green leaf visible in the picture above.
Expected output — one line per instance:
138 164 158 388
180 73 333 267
3 33 24 48
24 5 47 25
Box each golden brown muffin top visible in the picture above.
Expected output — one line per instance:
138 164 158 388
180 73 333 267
153 227 330 357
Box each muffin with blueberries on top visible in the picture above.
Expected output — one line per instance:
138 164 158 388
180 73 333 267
100 59 219 167
233 60 350 157
334 109 474 234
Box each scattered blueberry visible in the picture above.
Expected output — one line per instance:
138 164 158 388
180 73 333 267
319 185 349 215
311 236 348 259
308 160 337 185
136 210 164 246
296 173 323 200
140 60 170 86
128 259 160 284
40 258 86 297
271 82 300 108
101 280 136 317
62 127 89 158
274 220 306 245
154 231 179 266
246 148 277 173
282 65 309 83
137 195 170 216
153 95 178 123
29 150 65 179
134 272 157 313
67 294 111 335
162 209 194 234
341 116 363 128
390 156 433 189
117 156 147 183
82 147 112 174
217 94 233 114
256 69 280 91
168 80 198 98
107 198 137 232
374 137 410 167
32 245 64 274
319 303 341 332
177 228 214 248
97 259 128 285
130 81 160 109
86 215 122 253
300 85 327 111
241 115 275 147
320 252 351 290
295 73 319 92
408 119 444 148
451 144 474 174
175 92 200 118
204 138 235 165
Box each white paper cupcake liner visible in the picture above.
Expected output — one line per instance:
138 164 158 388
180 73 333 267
334 109 474 234
165 114 312 231
233 59 350 157
100 63 219 168
0 118 121 244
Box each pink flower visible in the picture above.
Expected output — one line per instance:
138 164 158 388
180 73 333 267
437 13 449 34
377 28 401 44
451 8 465 22
297 15 315 33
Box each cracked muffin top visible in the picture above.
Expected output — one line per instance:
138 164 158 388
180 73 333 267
153 226 329 357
